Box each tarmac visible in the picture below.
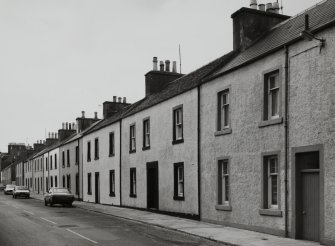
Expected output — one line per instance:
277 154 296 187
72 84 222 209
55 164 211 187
31 193 319 246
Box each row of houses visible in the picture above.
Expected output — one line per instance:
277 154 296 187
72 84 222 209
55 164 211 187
1 1 335 244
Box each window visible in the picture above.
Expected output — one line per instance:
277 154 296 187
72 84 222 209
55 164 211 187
143 119 150 150
130 168 136 197
129 124 136 153
55 176 58 188
264 71 280 121
94 138 99 160
87 173 92 194
46 158 48 171
55 154 57 169
109 170 115 196
173 162 184 200
218 159 230 205
62 175 65 188
46 177 48 191
262 155 279 210
50 176 53 188
67 149 70 167
75 173 79 195
87 141 91 162
217 89 230 131
109 132 115 156
62 151 65 167
67 174 71 191
50 155 53 170
173 106 183 144
75 146 79 165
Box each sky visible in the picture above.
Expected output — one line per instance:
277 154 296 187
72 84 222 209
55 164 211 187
0 0 322 152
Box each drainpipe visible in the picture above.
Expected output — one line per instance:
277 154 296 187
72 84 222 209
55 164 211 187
197 85 201 220
284 45 290 238
78 139 80 200
48 152 50 192
119 119 122 207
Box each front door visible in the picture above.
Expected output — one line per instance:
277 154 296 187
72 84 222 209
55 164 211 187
296 152 320 242
95 172 100 204
147 162 159 210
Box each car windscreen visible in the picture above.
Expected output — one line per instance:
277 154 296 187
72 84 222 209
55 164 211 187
6 185 15 188
53 188 70 194
16 186 28 190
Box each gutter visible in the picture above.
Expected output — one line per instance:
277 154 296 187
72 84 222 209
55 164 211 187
284 46 289 238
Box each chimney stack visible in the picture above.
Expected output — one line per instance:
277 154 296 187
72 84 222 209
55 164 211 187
172 61 177 73
250 0 257 9
165 60 170 72
153 57 158 71
160 61 164 71
94 112 98 119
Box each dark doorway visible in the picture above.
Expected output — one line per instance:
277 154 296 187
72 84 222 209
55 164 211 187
295 152 320 242
147 162 159 210
95 172 100 204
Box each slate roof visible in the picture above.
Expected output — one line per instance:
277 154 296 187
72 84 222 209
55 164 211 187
209 0 335 79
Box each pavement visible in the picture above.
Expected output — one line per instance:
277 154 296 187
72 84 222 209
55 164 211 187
31 193 319 246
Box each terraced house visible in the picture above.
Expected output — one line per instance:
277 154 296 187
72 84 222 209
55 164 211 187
3 0 334 245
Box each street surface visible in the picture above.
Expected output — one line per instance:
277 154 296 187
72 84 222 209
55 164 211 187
0 193 225 246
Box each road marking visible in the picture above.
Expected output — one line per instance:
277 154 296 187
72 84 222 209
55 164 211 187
66 228 98 244
23 210 34 215
40 217 57 225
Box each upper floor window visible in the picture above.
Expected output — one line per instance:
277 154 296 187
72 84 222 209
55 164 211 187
50 155 53 170
173 106 183 144
264 71 280 120
129 124 136 153
109 132 115 156
62 151 65 167
75 146 79 165
87 141 91 162
217 89 230 130
143 119 150 150
54 154 57 169
67 149 70 167
94 138 99 160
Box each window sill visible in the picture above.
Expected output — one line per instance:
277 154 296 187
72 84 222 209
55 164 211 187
109 154 115 157
129 194 137 198
215 204 232 211
142 146 150 151
109 193 115 197
259 208 283 217
129 149 136 154
214 128 232 136
172 139 184 145
258 117 283 128
173 196 185 201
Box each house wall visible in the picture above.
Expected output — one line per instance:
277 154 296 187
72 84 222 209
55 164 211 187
48 148 60 190
121 88 199 215
31 155 44 194
200 49 286 235
82 121 121 206
288 27 335 243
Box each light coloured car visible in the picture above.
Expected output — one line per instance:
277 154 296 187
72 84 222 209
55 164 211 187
44 188 74 207
4 184 15 195
13 186 30 199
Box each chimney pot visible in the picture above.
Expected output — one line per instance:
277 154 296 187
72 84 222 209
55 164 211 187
118 97 122 103
55 133 58 139
82 111 85 118
113 96 117 102
272 2 280 13
69 123 72 130
172 61 177 73
66 122 68 130
48 132 51 138
94 112 98 119
258 3 265 11
159 61 164 71
72 123 75 130
153 57 158 71
51 132 54 139
250 0 257 9
165 60 170 72
266 3 272 12
123 97 126 103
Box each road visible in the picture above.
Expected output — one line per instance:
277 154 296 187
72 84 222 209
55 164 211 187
0 193 225 246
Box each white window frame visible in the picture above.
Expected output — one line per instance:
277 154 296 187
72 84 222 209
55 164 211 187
267 156 278 209
130 125 136 151
144 119 150 147
267 73 280 119
219 90 230 129
174 108 183 140
177 166 184 197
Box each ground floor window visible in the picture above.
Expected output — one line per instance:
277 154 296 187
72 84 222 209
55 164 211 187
174 162 184 200
218 159 230 205
50 176 53 188
109 170 115 196
55 176 58 188
263 155 279 209
67 174 71 191
130 168 136 197
88 173 92 194
63 175 65 188
75 173 79 195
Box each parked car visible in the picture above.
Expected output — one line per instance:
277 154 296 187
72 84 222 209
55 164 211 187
13 186 30 199
0 183 5 191
44 188 74 207
4 184 15 195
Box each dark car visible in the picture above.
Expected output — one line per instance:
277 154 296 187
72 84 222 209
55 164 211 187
13 186 30 199
44 188 74 207
4 184 15 195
